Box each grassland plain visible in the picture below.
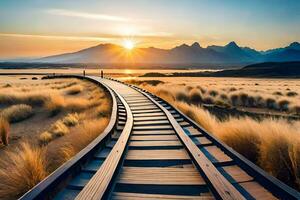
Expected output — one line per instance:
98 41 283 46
0 76 111 199
124 77 300 191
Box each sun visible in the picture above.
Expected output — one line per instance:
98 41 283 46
123 40 135 50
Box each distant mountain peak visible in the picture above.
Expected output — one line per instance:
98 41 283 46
288 42 300 50
226 41 239 48
191 42 201 49
35 41 300 65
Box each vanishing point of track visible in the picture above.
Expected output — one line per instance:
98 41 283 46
20 76 300 200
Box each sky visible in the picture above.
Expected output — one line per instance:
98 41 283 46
0 0 299 59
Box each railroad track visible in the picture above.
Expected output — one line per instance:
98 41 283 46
20 76 300 200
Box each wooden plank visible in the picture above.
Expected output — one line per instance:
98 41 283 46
134 120 170 126
184 126 202 136
132 109 162 114
129 102 154 107
130 135 178 141
239 182 277 200
142 92 245 200
133 125 173 131
126 100 150 104
133 112 165 117
117 167 206 185
222 166 253 183
179 121 190 127
134 116 168 121
76 89 134 200
129 140 182 147
194 137 212 146
126 150 189 160
132 130 175 135
130 106 158 111
112 192 214 200
204 146 233 163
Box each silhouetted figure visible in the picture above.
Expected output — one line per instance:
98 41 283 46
101 70 103 78
83 70 85 76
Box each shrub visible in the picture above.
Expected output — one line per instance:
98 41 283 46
230 94 239 106
229 87 237 92
215 100 231 108
220 94 228 101
239 93 249 106
247 96 255 107
293 106 300 114
0 142 47 199
189 89 202 105
278 100 290 111
266 98 277 109
203 97 214 104
62 113 79 127
254 96 265 108
65 85 83 95
1 104 33 123
0 118 9 146
287 91 298 97
273 91 283 96
209 90 218 97
175 92 189 102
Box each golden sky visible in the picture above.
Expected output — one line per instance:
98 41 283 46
0 0 299 59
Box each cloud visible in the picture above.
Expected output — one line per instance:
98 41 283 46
47 9 129 22
0 33 114 42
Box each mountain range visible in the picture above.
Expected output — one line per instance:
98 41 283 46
22 41 300 66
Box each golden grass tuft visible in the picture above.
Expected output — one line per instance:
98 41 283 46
0 117 10 146
62 113 80 127
39 132 53 145
1 104 33 123
174 102 217 132
49 121 69 137
214 118 261 163
0 92 47 106
0 142 47 199
61 118 109 157
45 94 65 116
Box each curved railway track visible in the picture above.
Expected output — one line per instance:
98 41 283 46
20 76 300 200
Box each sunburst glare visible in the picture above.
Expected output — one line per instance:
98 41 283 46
123 40 135 50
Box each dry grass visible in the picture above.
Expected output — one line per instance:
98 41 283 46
0 93 47 106
138 81 300 190
1 104 33 123
65 85 83 95
0 142 47 199
126 77 300 114
0 118 10 146
62 113 79 127
39 132 53 145
49 120 69 137
45 94 65 116
0 77 112 198
53 118 109 162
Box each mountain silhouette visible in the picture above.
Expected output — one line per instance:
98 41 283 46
37 41 300 65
